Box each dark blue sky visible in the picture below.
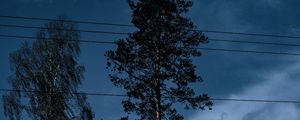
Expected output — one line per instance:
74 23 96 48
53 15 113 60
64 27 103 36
1 0 300 120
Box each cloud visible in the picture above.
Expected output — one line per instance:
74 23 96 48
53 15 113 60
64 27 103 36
262 0 283 8
189 61 300 120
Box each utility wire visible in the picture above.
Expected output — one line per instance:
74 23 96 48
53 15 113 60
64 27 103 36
1 15 300 39
0 34 115 44
196 47 300 56
0 15 133 27
209 38 300 47
201 30 300 39
0 24 129 35
1 88 300 104
1 34 300 56
0 88 127 97
2 24 300 47
210 98 300 104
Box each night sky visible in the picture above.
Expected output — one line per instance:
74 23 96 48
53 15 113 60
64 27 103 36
1 0 300 120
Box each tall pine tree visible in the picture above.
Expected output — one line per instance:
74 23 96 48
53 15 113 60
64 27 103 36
106 0 212 119
3 16 93 120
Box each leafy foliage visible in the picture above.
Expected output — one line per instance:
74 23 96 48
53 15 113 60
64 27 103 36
3 16 93 120
106 0 212 119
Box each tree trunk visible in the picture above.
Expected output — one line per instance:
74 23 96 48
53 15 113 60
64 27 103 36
155 46 161 120
155 82 161 120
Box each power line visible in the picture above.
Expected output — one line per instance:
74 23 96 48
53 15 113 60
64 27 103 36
1 34 300 56
0 34 115 44
196 47 300 56
1 15 300 39
1 88 300 104
201 30 300 39
2 24 300 47
0 88 127 97
209 38 300 47
0 24 129 35
0 15 133 27
211 98 300 104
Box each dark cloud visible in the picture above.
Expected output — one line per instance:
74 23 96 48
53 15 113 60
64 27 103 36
192 0 300 34
187 0 300 98
190 61 300 120
242 108 267 120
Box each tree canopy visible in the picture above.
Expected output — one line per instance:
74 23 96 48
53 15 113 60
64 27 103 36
2 16 93 120
106 0 212 119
